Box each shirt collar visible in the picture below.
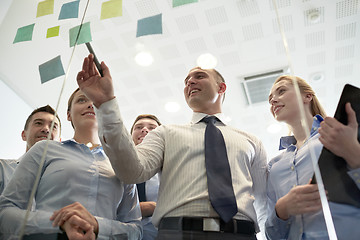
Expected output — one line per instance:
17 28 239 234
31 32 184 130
279 114 323 150
61 139 103 151
190 112 227 125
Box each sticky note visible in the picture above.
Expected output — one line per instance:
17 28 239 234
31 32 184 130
136 14 162 37
46 26 60 38
69 22 92 47
173 0 198 8
36 0 54 17
13 23 35 43
39 55 65 84
100 0 122 20
59 0 80 20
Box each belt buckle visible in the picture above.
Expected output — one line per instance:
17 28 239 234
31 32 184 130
203 218 220 232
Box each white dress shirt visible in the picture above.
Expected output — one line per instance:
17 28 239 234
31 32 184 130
96 98 268 234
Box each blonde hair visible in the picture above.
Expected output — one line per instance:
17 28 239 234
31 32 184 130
274 75 327 118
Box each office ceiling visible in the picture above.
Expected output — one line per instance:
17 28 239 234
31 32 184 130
1 0 359 158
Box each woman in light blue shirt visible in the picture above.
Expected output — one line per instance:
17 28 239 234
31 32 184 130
0 88 142 240
266 76 360 240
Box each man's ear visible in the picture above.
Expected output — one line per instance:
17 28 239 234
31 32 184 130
67 111 71 121
218 82 226 94
21 130 26 141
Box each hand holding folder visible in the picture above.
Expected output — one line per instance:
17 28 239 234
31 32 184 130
313 84 360 208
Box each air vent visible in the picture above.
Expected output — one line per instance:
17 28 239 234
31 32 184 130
240 68 289 105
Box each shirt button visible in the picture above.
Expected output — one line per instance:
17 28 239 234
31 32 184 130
290 166 294 171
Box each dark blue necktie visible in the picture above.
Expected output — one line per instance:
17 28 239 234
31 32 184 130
203 116 238 223
136 182 147 202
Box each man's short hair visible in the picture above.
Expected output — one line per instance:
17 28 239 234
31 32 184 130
24 105 62 134
130 114 161 134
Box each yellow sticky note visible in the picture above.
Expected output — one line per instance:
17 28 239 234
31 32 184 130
46 26 60 38
36 0 54 18
100 0 122 20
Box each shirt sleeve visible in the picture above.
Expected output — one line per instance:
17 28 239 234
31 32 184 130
265 170 291 240
95 98 163 183
348 168 360 189
0 148 60 238
250 140 268 239
96 184 142 240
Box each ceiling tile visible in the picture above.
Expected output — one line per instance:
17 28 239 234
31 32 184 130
205 6 229 26
242 23 264 41
213 30 235 48
236 0 260 17
335 44 355 60
336 0 359 19
305 31 325 48
175 14 200 34
336 22 357 41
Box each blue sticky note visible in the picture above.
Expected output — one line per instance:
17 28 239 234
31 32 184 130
39 55 65 84
136 14 162 37
69 22 92 47
59 0 79 20
13 23 35 43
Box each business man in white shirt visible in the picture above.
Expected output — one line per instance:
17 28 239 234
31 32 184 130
74 54 268 240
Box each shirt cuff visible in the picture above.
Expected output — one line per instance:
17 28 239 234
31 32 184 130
348 168 360 189
96 216 111 239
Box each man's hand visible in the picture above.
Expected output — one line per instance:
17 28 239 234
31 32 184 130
61 215 95 240
275 182 322 220
50 202 99 236
139 201 156 217
77 54 115 108
319 102 360 169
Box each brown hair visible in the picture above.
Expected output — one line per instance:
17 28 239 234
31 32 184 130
67 88 81 112
24 105 62 134
130 114 161 134
274 75 326 117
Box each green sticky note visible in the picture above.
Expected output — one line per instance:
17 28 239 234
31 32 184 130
46 26 60 38
59 1 80 20
13 23 35 43
100 0 122 20
173 0 198 8
39 55 65 84
36 0 54 17
136 14 162 37
69 22 92 47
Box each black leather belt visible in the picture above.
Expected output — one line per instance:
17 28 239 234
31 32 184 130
159 217 256 235
23 232 69 240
